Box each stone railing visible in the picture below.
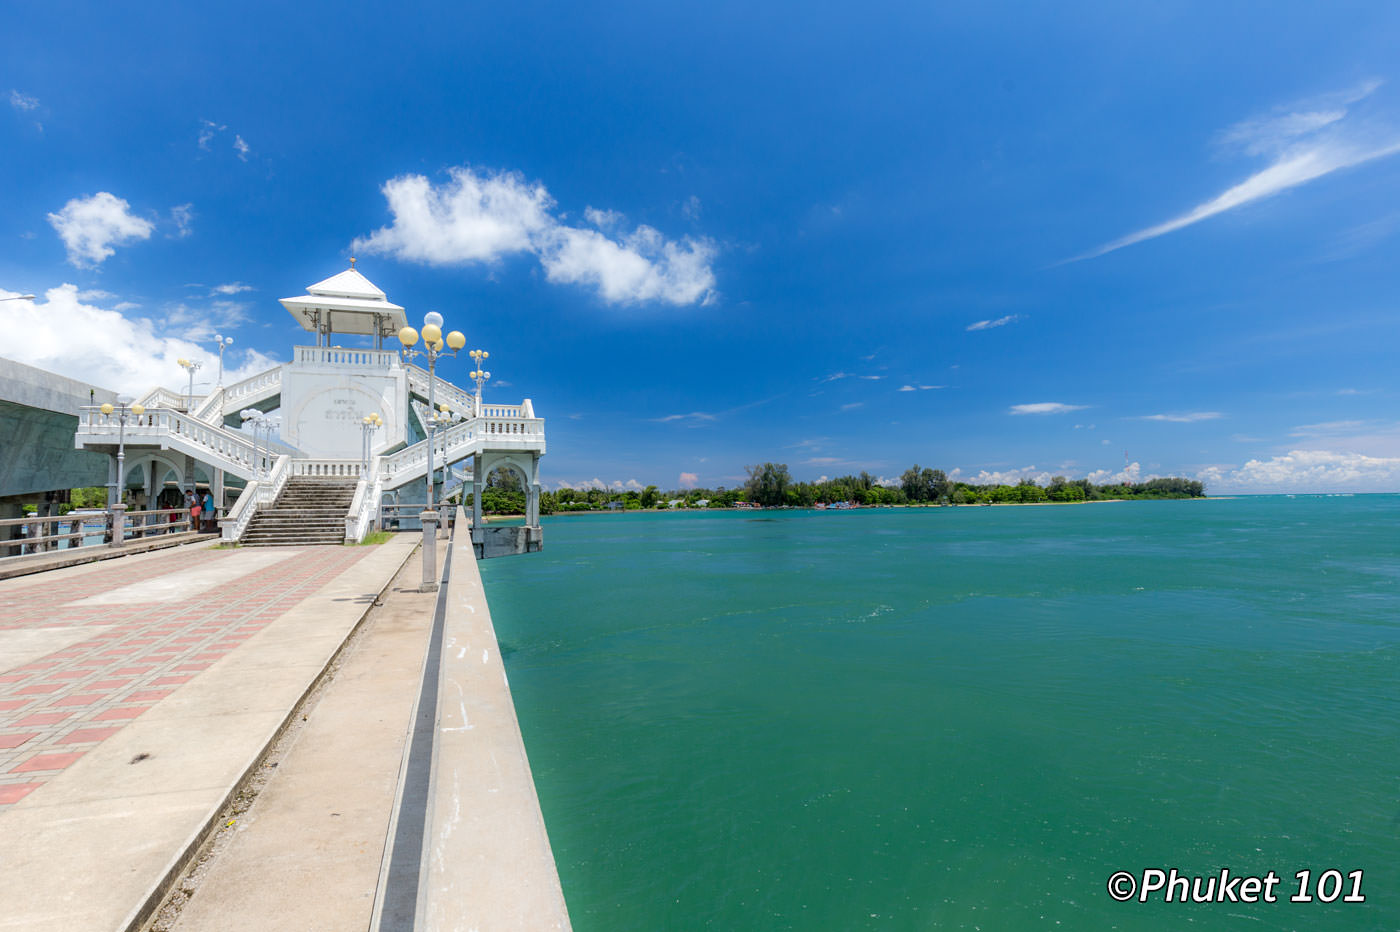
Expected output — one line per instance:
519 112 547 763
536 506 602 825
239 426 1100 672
343 474 384 543
376 412 545 489
134 386 188 411
191 385 226 422
406 363 475 413
217 366 283 414
78 406 266 478
292 458 366 479
294 346 400 369
221 454 293 542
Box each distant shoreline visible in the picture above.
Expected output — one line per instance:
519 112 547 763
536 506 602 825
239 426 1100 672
483 497 1227 521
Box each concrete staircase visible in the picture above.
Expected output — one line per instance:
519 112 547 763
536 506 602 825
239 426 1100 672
242 478 357 547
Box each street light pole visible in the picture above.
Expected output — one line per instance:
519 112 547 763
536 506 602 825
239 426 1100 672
177 358 202 411
469 348 490 417
213 335 234 386
361 412 383 474
398 312 466 590
99 399 145 545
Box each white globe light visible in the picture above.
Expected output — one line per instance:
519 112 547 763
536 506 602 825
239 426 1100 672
423 311 444 329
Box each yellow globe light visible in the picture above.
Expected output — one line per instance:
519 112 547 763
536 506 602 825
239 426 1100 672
421 323 442 344
430 339 443 352
177 358 189 367
397 326 419 347
446 330 466 350
100 403 114 415
440 403 450 412
482 351 489 359
131 404 145 416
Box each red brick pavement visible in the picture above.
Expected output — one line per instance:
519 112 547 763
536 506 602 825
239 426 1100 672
0 545 374 808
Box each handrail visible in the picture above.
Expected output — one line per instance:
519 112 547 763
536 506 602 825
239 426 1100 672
221 480 261 542
134 386 187 410
292 459 365 479
406 363 475 413
261 455 293 504
192 385 226 422
217 366 283 415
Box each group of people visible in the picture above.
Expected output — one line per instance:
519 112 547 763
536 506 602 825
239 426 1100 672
184 488 219 533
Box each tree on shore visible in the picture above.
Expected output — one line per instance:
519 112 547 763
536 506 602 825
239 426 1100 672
745 462 792 506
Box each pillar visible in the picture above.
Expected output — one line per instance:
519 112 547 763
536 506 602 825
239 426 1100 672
471 452 483 532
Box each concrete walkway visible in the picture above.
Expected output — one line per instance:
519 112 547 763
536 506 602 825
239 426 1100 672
0 535 416 931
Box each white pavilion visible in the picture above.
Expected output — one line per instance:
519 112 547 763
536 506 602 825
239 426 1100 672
74 265 545 557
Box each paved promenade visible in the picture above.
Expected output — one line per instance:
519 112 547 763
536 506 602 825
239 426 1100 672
0 536 416 931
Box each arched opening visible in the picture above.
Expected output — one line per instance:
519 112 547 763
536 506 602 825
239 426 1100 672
481 464 528 517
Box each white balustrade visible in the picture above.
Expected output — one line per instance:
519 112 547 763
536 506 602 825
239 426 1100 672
292 459 365 479
294 346 399 368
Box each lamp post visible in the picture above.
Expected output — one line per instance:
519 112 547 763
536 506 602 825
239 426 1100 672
99 398 145 545
398 312 466 590
213 335 234 386
469 348 490 416
240 409 278 477
177 358 202 411
361 412 383 475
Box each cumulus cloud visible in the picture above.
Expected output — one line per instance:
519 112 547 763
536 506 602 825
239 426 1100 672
679 471 699 489
1009 402 1088 415
1199 450 1400 492
47 192 155 267
211 282 254 296
1142 411 1224 422
952 465 1056 486
0 285 278 397
1075 80 1400 261
1085 461 1145 486
352 166 717 306
966 314 1020 331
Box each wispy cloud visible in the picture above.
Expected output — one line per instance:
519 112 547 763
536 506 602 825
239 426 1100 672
653 411 717 424
1009 402 1087 415
1141 411 1224 423
352 166 717 306
233 134 250 161
1073 80 1400 261
1290 419 1369 437
47 192 155 267
170 204 194 239
897 384 943 392
9 90 39 112
211 282 254 296
839 402 864 412
966 314 1020 331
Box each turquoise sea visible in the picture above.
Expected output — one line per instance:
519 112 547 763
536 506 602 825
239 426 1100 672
480 497 1399 931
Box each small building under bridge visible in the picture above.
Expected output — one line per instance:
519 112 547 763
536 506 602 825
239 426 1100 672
73 265 545 557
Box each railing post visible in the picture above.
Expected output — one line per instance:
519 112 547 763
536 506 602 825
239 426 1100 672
109 504 127 548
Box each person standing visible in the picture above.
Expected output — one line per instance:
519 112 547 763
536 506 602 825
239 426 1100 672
188 490 202 533
202 489 215 532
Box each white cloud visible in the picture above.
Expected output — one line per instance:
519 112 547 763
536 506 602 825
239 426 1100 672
839 402 864 411
47 192 155 267
171 203 194 239
966 314 1020 331
1199 449 1400 492
0 285 278 397
584 207 623 229
898 384 942 392
352 166 717 306
1009 402 1088 415
10 90 39 111
234 135 250 161
679 471 699 488
951 465 1056 486
681 195 702 220
198 120 225 151
1142 411 1224 422
1085 461 1144 485
1076 80 1400 261
211 282 254 296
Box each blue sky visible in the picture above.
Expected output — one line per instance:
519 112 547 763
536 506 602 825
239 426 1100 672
4 1 1400 492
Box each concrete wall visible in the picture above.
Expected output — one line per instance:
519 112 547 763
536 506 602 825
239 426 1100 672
473 524 543 559
0 356 119 498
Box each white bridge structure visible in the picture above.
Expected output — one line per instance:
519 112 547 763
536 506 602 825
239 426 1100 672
73 266 545 555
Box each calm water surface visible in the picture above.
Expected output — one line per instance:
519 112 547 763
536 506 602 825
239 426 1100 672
480 497 1399 931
